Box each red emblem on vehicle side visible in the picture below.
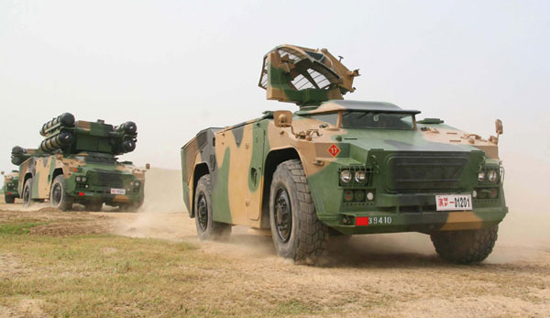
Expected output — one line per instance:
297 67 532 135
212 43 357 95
328 144 340 157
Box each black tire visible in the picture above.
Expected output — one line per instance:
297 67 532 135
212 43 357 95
22 178 32 207
269 159 328 262
50 175 73 211
85 202 103 212
194 175 231 241
430 225 499 264
4 195 15 204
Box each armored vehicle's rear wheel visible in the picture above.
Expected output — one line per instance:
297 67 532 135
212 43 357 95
4 195 15 204
22 178 32 207
269 159 328 263
85 202 103 212
430 225 499 264
194 175 231 241
50 175 73 211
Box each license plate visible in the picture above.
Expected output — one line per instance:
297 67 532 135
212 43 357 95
436 194 472 211
110 188 126 195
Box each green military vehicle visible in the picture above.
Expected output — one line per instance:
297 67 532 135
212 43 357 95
181 44 507 264
2 170 20 203
12 113 147 211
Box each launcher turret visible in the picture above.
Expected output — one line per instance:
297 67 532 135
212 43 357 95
11 113 139 166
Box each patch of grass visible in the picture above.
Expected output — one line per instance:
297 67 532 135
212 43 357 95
274 299 317 316
0 219 325 317
0 222 47 235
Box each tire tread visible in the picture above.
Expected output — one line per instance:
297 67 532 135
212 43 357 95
272 159 328 262
431 226 499 264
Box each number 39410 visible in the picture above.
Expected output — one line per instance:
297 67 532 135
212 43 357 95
370 216 393 225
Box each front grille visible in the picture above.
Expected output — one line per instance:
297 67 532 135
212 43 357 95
386 152 470 194
89 171 131 188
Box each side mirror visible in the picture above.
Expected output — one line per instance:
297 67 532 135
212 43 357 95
495 119 503 135
274 110 293 128
145 163 151 170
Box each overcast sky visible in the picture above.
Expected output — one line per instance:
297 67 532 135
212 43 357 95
1 0 548 171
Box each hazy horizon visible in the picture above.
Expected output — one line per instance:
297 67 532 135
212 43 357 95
1 0 548 171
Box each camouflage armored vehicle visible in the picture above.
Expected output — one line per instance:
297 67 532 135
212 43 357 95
181 44 508 264
12 113 147 211
2 170 20 203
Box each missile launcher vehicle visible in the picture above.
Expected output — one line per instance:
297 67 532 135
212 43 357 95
180 44 508 264
2 170 20 203
11 113 147 211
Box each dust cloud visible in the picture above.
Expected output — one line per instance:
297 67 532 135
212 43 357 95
489 153 550 263
114 168 189 240
140 168 185 213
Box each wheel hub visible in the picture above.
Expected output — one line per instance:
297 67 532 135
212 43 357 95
23 185 30 203
197 193 208 231
274 187 292 243
52 184 62 206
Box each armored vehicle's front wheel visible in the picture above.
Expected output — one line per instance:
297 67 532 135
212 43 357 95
269 159 328 263
430 225 499 264
50 175 73 211
4 195 15 204
22 178 32 207
194 175 231 241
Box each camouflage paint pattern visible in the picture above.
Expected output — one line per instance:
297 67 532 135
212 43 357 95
181 45 507 236
13 115 145 208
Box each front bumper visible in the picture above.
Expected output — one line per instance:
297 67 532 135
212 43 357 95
68 188 143 205
320 206 508 235
4 190 19 197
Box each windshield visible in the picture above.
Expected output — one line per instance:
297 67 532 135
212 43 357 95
341 111 415 130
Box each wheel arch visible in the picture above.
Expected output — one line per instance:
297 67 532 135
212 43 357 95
260 147 301 228
190 162 210 218
21 172 33 203
23 172 33 186
48 168 64 198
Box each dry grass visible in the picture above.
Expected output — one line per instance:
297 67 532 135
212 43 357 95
1 211 549 318
0 215 327 317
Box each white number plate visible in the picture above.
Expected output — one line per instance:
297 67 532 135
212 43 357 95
111 188 126 195
436 194 472 211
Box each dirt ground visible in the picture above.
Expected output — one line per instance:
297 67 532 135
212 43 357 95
1 159 549 317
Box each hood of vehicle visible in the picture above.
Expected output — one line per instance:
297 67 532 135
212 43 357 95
338 128 479 153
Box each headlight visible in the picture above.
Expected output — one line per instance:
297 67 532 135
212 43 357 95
354 171 367 184
478 171 486 182
133 181 141 187
487 170 498 183
82 176 87 182
340 170 352 184
76 176 81 182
